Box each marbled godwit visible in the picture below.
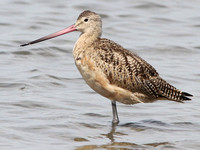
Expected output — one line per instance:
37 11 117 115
21 10 192 124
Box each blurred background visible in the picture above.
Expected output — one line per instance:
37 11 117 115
0 0 200 149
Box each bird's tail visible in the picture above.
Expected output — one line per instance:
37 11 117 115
151 77 193 102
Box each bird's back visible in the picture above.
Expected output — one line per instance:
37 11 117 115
89 38 192 103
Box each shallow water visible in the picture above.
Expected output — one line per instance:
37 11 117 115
1 0 200 149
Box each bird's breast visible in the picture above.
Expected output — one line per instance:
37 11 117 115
74 54 113 98
74 53 142 104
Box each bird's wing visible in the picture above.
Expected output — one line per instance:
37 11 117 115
93 38 159 97
93 38 192 101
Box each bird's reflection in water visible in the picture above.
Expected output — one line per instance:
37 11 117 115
76 120 173 150
106 123 117 142
106 121 147 142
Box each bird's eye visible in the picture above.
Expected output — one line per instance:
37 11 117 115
84 18 88 22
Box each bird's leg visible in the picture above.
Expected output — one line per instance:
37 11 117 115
111 101 119 124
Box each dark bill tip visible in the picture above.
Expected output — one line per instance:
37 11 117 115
20 43 30 47
20 24 76 47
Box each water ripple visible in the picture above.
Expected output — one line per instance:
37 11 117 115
0 0 200 149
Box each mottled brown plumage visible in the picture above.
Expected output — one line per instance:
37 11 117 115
74 35 192 104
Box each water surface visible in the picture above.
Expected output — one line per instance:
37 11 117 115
0 0 200 149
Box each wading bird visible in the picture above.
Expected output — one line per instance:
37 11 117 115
21 10 192 124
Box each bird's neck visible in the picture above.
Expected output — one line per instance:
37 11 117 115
79 30 101 44
73 32 101 59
